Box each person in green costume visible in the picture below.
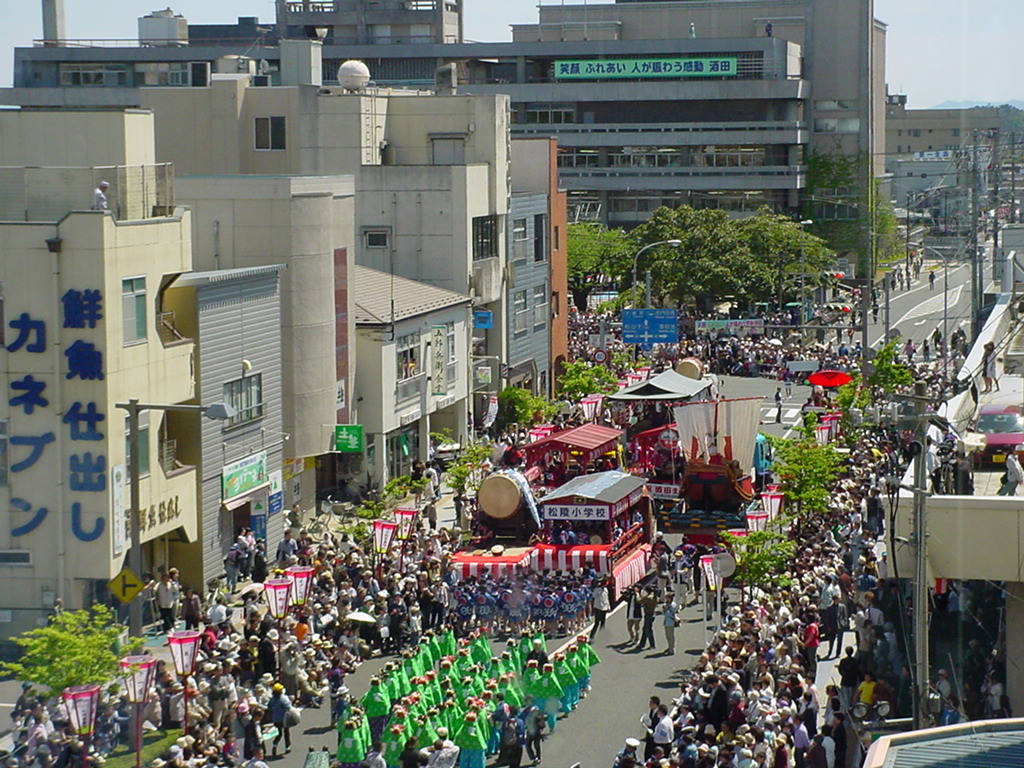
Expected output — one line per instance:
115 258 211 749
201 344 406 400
535 663 564 733
336 719 365 768
499 672 524 708
381 723 405 768
552 652 578 714
575 635 600 695
362 677 392 742
453 711 488 768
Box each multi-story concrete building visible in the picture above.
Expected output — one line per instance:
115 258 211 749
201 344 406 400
352 266 471 482
0 109 200 632
7 0 885 231
885 93 1003 157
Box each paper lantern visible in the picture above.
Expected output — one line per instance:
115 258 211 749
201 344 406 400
373 520 398 555
761 491 784 520
264 578 293 620
62 685 101 735
167 631 202 677
119 655 157 704
395 508 419 541
284 565 315 607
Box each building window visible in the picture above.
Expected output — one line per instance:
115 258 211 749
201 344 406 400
534 214 548 261
813 118 861 134
523 103 575 124
952 128 961 137
365 230 389 249
59 63 128 87
533 283 549 326
551 290 560 318
396 332 421 381
137 62 191 86
512 218 528 241
513 290 528 334
122 277 147 345
124 413 150 477
472 215 499 260
910 129 922 138
223 374 264 428
255 116 287 150
445 322 457 361
431 137 465 165
552 225 560 252
813 99 858 110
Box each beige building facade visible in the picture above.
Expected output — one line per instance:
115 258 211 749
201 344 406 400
885 94 1002 156
0 109 200 632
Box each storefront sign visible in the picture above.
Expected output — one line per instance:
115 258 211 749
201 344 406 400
544 504 608 521
432 326 448 396
555 57 737 80
647 482 682 500
694 318 765 333
111 464 126 557
473 310 493 329
268 470 284 515
222 451 268 500
334 424 365 453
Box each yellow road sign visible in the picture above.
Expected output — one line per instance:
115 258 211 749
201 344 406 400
109 566 144 604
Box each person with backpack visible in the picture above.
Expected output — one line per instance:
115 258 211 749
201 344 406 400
497 706 525 768
224 544 242 592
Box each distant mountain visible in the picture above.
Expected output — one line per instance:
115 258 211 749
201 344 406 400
930 100 1024 110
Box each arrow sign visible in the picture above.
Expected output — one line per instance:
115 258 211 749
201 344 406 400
109 566 144 604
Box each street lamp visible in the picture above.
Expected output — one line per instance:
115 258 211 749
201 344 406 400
120 655 157 768
167 630 202 735
761 489 784 521
630 239 682 308
62 684 101 768
115 399 237 638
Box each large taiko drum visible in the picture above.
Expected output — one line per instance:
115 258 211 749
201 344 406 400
477 473 524 520
676 357 705 380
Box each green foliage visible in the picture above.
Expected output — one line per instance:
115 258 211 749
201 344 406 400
834 375 871 438
722 530 796 591
495 387 557 433
567 222 632 311
768 434 844 518
357 475 416 519
0 605 135 695
106 728 182 768
867 340 914 396
556 359 619 402
611 350 648 373
445 441 495 497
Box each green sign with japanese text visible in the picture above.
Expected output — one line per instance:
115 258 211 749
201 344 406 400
222 451 268 500
554 57 737 80
334 424 365 453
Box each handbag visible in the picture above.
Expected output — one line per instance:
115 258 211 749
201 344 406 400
283 707 301 728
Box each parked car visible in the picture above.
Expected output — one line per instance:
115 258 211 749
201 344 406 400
974 404 1024 465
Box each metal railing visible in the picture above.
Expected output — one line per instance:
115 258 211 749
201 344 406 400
396 373 425 402
157 311 190 345
159 439 178 474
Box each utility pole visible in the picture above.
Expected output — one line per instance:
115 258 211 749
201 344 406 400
1011 131 1018 224
971 131 981 336
992 130 1002 263
905 191 912 273
911 379 931 730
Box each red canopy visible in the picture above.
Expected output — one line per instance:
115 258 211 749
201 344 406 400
522 424 623 465
807 369 853 388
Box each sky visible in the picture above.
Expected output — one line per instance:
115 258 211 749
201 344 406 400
0 0 1019 108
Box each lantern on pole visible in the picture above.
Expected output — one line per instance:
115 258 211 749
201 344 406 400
761 490 784 521
373 520 398 555
745 510 769 532
284 565 315 608
815 423 831 446
395 508 419 541
62 684 101 768
120 656 157 768
167 630 202 734
264 578 293 682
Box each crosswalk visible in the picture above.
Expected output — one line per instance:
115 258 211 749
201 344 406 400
761 404 801 424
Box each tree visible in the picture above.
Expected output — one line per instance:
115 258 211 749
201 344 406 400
630 206 751 308
722 530 796 591
445 441 494 498
769 433 843 518
556 359 618 402
734 208 835 306
866 340 914 396
566 222 632 311
495 387 556 433
0 605 133 695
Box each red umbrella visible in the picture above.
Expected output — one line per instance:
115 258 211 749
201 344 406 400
807 369 853 388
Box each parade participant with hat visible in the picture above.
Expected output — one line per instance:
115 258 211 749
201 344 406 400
337 718 366 768
535 663 564 734
362 677 392 742
453 711 488 768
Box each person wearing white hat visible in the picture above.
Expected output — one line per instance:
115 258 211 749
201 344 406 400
613 737 640 768
91 181 110 211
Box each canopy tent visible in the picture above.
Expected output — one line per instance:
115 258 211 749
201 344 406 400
521 424 623 466
608 369 714 402
449 547 533 579
532 543 610 573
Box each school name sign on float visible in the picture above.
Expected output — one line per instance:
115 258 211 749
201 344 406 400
555 57 738 80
